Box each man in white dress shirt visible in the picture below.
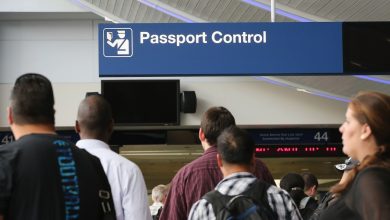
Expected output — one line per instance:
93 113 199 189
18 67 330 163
75 94 152 220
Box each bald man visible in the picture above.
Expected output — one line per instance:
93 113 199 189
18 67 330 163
75 95 152 220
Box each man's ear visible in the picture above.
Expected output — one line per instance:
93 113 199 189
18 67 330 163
75 120 81 133
307 185 317 196
216 153 223 168
252 152 256 165
199 128 206 142
7 106 13 125
311 185 317 194
360 123 372 140
108 119 114 135
250 152 256 173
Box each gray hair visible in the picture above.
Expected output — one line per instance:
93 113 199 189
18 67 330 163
151 184 169 203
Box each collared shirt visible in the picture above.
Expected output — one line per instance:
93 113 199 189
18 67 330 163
149 202 163 216
76 139 152 220
159 147 275 220
188 172 302 220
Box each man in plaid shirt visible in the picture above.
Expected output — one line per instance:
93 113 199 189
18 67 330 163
189 126 302 220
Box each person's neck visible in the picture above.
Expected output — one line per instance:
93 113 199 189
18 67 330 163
357 138 379 162
201 140 215 151
222 164 251 178
11 123 56 140
79 133 108 143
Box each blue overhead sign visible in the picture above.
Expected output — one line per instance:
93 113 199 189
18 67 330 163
99 22 343 76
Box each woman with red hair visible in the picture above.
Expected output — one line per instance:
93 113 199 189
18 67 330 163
319 91 390 220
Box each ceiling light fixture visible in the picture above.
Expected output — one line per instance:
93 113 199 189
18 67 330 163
296 88 311 93
353 75 390 85
308 91 350 103
241 0 312 22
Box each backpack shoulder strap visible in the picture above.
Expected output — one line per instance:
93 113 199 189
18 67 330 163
244 180 277 219
243 180 268 199
202 190 231 215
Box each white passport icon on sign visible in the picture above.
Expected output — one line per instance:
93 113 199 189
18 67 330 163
103 28 133 57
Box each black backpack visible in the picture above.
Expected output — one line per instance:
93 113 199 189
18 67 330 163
309 192 338 220
298 196 318 220
202 180 277 220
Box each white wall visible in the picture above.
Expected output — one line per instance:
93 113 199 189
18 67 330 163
0 19 347 127
0 0 85 12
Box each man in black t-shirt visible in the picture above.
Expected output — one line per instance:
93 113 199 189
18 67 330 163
0 73 116 220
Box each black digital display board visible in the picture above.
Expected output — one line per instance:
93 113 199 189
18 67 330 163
0 126 344 158
247 128 343 157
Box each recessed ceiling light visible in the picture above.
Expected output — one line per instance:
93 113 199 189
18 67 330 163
296 88 311 93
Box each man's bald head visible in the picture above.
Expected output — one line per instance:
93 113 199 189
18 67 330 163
76 95 113 141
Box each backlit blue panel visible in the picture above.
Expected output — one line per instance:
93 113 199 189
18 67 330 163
98 22 343 76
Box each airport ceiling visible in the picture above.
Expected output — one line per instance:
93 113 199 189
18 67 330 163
79 0 390 22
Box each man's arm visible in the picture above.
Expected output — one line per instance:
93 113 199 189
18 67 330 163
122 164 152 220
0 147 18 219
106 40 118 47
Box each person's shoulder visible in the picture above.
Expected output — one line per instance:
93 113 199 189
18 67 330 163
7 133 46 146
72 143 102 162
306 196 319 209
182 153 206 169
111 153 142 172
355 166 390 186
361 166 390 173
171 161 194 181
266 184 284 193
254 158 267 166
173 153 212 177
188 199 210 220
95 147 130 162
0 141 18 151
266 184 292 198
168 159 202 188
0 142 19 162
357 166 390 179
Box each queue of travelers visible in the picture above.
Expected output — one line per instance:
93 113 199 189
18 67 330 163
0 73 388 220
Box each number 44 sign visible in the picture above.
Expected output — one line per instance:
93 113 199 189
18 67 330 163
314 132 328 141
